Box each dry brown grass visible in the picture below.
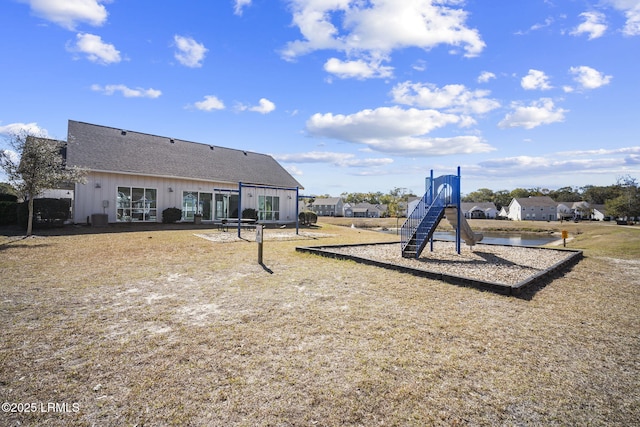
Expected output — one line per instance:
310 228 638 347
1 221 639 426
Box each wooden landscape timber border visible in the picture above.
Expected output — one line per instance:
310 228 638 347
296 241 583 297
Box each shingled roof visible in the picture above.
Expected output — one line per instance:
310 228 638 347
514 196 557 207
66 120 303 189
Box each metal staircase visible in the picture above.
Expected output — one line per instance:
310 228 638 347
401 171 460 258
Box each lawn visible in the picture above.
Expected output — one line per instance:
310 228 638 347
1 220 638 426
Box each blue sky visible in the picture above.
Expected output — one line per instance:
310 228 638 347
1 0 639 196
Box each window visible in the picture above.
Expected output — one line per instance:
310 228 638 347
117 187 157 222
183 191 213 221
258 195 279 221
214 192 239 219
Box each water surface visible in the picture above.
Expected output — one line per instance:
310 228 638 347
381 229 559 246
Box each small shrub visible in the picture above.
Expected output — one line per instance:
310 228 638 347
162 207 182 223
0 201 17 225
0 193 18 202
242 208 258 220
299 211 317 226
17 198 70 229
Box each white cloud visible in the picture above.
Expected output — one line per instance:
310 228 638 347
280 0 485 72
530 17 554 32
521 69 553 90
373 135 494 157
308 107 459 141
91 84 162 98
306 106 495 156
391 81 500 115
477 71 496 83
286 165 303 176
173 35 207 68
275 151 394 167
193 95 225 111
558 146 640 156
412 59 427 72
0 148 20 167
498 98 567 129
569 65 612 89
234 0 252 16
68 33 121 64
571 11 607 39
324 57 393 79
24 0 108 30
237 98 276 114
0 122 51 138
477 147 640 178
605 0 640 36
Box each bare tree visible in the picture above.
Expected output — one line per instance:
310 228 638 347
0 131 85 235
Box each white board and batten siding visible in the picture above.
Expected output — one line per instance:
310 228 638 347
74 171 298 224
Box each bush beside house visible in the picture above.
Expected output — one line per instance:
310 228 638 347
0 193 18 225
162 207 182 223
299 211 317 226
17 198 70 229
242 208 258 220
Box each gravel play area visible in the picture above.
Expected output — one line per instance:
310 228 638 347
300 241 581 290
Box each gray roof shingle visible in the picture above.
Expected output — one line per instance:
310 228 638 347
514 196 557 207
66 120 303 189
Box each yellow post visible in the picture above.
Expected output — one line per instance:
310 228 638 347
561 230 568 247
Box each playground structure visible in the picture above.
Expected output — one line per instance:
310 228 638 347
299 166 582 296
401 167 483 258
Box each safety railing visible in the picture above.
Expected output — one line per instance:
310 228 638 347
400 174 459 255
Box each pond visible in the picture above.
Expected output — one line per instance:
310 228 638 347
433 231 559 246
380 229 560 246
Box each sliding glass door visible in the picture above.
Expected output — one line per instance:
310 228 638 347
182 191 213 221
214 192 239 219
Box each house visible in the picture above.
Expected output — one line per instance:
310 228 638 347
557 203 573 220
557 201 606 221
571 201 592 220
345 202 387 218
397 200 412 217
65 120 303 225
461 202 498 219
498 206 509 219
407 197 421 217
591 204 607 221
507 196 558 221
311 197 344 216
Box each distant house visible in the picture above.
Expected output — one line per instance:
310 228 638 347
311 197 344 216
397 199 414 217
557 203 573 220
407 197 421 217
344 202 387 218
507 196 558 221
571 201 592 220
591 205 607 221
557 201 606 221
498 206 509 219
461 202 498 219
65 120 303 225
